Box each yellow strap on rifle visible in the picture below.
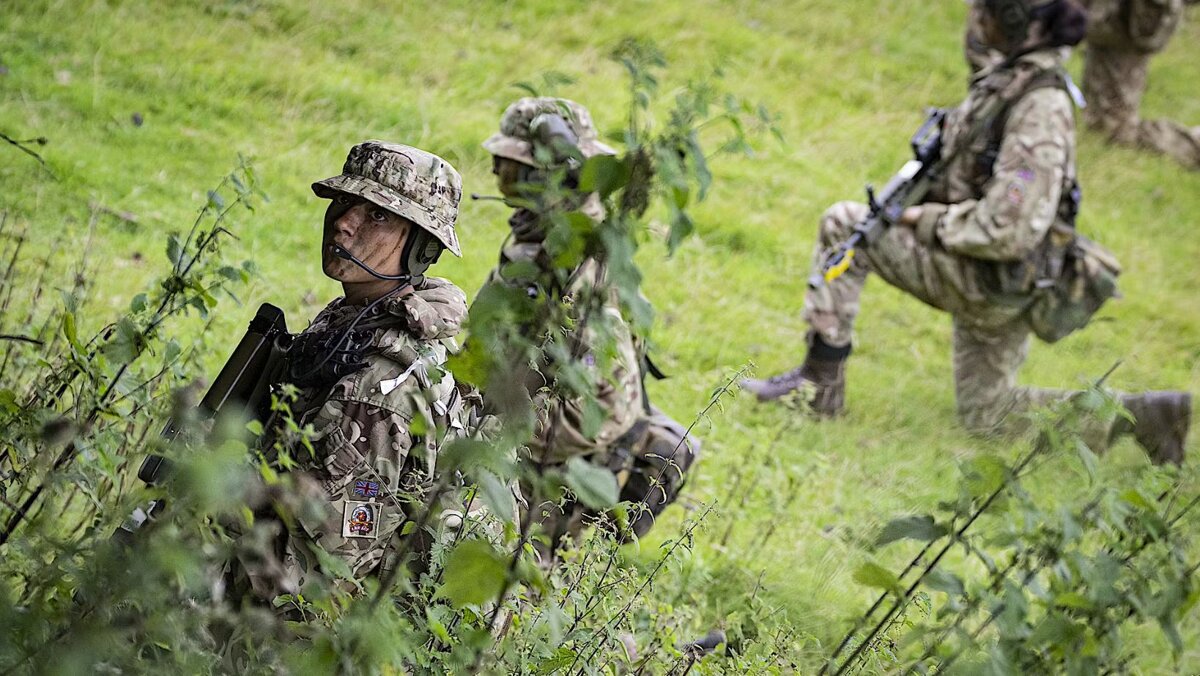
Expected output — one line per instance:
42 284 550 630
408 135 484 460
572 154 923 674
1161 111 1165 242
824 248 855 283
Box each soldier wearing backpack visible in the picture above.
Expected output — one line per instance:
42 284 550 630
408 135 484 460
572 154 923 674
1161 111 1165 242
744 0 1191 464
478 98 701 554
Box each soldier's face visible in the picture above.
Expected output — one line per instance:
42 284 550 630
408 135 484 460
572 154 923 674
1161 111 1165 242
321 193 411 282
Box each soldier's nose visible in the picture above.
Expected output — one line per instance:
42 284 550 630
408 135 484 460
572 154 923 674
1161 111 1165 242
334 204 363 237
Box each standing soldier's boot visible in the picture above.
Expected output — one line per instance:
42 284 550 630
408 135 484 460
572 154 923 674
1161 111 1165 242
740 337 848 415
1110 392 1192 466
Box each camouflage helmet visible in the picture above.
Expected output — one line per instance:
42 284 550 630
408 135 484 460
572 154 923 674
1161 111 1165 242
482 97 616 168
312 141 462 257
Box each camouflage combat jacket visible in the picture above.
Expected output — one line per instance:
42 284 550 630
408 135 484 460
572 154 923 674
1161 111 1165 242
485 217 644 466
268 278 472 590
913 49 1080 328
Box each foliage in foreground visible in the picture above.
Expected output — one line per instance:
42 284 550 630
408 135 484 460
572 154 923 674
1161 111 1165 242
0 43 805 674
1 13 1197 674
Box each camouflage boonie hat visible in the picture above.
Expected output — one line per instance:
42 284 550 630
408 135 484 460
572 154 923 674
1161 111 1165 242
482 97 617 167
313 141 462 257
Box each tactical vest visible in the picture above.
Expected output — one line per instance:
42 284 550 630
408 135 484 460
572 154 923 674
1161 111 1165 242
972 65 1122 343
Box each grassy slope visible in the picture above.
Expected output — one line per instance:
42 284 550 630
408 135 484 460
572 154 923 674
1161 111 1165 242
3 0 1199 670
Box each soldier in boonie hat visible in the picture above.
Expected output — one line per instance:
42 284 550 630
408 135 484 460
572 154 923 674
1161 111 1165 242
313 140 463 258
226 142 488 608
482 97 616 169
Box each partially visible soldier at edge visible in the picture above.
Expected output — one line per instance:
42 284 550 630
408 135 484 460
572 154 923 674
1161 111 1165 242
1081 0 1200 168
966 0 1200 169
744 0 1192 463
229 141 484 609
477 97 701 558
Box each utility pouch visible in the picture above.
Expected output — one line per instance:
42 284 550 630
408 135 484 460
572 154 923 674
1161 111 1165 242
613 407 701 538
1028 228 1122 343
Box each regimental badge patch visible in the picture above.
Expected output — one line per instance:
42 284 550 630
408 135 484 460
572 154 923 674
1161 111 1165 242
354 480 381 498
342 500 382 539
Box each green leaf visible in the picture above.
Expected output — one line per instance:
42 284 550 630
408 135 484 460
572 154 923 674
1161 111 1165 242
207 189 226 210
961 454 1008 500
166 233 183 267
563 456 618 510
535 647 577 675
62 312 82 351
437 438 511 475
0 389 17 415
1157 615 1184 655
924 568 965 597
875 515 948 547
436 539 508 608
129 293 148 313
853 562 901 595
578 155 631 198
1119 488 1155 512
1074 438 1098 481
1054 591 1092 610
102 317 143 363
477 470 516 524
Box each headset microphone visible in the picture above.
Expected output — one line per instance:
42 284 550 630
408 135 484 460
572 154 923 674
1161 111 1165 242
332 243 411 282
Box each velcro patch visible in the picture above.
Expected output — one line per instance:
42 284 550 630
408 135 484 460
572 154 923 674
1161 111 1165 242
354 480 381 498
342 500 383 539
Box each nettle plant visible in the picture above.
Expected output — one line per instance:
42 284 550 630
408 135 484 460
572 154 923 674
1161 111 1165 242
0 163 264 671
824 386 1198 676
434 39 785 673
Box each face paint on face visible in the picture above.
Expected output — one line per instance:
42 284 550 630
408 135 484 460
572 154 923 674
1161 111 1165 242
492 156 538 199
321 194 412 284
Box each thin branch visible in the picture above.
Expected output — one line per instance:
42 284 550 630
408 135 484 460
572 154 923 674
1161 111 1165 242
0 131 55 178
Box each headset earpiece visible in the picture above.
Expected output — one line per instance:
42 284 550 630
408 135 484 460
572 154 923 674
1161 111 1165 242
398 228 444 284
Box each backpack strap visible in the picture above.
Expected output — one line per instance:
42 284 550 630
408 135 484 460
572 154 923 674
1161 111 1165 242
977 68 1071 179
977 67 1083 227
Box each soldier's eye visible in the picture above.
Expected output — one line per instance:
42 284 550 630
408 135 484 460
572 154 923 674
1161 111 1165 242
370 208 389 223
336 194 354 206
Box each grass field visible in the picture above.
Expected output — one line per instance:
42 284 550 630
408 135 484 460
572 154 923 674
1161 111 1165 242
3 0 1199 671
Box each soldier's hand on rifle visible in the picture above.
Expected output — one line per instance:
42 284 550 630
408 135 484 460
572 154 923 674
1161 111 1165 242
898 206 923 226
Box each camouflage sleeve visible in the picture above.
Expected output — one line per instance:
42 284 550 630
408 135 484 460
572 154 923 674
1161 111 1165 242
490 249 645 464
926 88 1074 261
291 397 418 582
535 301 644 463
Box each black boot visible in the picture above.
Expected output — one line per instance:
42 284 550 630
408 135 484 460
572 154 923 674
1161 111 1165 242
740 337 848 416
1112 392 1192 466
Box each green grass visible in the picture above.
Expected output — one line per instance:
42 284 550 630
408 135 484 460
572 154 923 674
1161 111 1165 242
3 0 1199 671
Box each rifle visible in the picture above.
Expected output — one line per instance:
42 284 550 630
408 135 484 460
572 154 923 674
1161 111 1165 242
810 108 947 288
115 303 291 541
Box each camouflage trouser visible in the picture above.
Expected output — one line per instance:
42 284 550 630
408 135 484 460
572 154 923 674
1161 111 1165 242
804 201 1116 446
1083 45 1200 169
